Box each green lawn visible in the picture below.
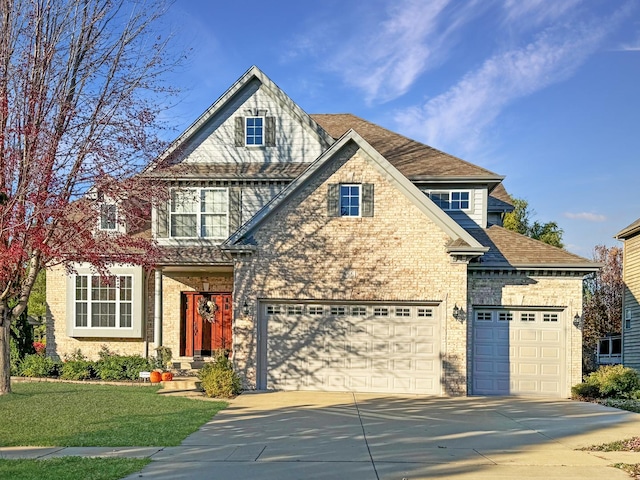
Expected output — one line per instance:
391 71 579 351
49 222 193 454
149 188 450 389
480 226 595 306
0 457 151 480
0 382 227 447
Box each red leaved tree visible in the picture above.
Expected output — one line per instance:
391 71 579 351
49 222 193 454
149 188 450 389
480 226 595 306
0 0 178 394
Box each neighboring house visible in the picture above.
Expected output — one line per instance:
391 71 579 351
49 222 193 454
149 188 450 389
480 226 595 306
615 219 640 371
46 66 599 397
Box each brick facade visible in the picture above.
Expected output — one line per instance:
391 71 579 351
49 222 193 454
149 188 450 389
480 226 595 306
231 146 469 394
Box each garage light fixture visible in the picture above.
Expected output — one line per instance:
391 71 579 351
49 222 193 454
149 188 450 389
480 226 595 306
573 313 582 329
452 304 465 323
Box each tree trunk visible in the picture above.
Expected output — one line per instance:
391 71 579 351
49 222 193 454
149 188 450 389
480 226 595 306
0 301 11 395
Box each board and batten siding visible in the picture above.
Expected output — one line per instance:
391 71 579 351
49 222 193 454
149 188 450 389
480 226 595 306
623 233 640 370
177 79 327 165
419 186 487 228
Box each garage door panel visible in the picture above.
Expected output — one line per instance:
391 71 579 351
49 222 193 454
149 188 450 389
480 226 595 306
473 310 565 397
394 325 412 336
394 342 412 354
266 303 441 394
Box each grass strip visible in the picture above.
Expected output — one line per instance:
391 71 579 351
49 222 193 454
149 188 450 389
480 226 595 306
0 457 150 480
0 382 226 447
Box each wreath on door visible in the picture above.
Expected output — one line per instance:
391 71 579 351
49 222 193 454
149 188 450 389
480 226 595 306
197 296 218 323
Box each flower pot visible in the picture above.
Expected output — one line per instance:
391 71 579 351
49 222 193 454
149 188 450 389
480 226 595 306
161 371 173 382
149 371 162 383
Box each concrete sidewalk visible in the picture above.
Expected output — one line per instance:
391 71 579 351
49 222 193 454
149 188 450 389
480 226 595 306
2 392 640 479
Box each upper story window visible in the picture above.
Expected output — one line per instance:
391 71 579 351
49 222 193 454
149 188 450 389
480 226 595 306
99 203 117 231
340 184 361 217
427 191 470 210
170 188 229 239
245 116 264 145
328 183 374 218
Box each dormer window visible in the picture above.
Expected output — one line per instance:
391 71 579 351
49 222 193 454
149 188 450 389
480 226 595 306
99 203 117 231
245 116 264 145
426 191 470 211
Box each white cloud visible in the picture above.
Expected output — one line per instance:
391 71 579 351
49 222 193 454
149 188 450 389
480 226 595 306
564 212 607 222
332 0 452 103
394 16 614 152
502 0 584 26
284 0 487 104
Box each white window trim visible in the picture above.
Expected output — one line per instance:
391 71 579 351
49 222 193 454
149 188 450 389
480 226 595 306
66 264 144 338
74 274 133 329
98 203 118 231
340 183 362 217
245 116 265 146
597 336 622 365
425 189 472 211
169 187 229 239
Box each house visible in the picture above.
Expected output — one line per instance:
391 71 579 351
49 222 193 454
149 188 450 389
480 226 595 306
46 66 599 397
615 219 640 371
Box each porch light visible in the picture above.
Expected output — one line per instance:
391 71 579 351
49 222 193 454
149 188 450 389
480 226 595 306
242 300 250 316
573 313 582 329
453 304 465 323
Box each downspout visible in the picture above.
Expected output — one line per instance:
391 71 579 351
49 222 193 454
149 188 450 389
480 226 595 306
154 269 163 347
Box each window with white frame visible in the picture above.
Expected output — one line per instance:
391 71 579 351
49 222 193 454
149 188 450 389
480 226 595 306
245 116 264 145
99 203 117 231
170 188 228 239
340 184 361 216
426 191 470 210
75 275 132 328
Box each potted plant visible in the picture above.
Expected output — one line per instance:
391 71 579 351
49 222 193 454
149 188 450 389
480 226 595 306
154 346 173 381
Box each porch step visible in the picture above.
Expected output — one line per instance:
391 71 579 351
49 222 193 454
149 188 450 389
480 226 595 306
160 376 201 393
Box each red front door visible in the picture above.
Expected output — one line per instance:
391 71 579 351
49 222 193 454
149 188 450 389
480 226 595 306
181 292 232 358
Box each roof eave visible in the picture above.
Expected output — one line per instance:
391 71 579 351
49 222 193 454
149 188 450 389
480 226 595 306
410 175 505 184
468 262 602 272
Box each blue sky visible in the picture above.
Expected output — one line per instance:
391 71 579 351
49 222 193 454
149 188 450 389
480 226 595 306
162 0 640 258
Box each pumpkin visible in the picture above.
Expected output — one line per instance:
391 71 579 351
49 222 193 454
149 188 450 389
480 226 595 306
149 371 162 383
161 372 173 382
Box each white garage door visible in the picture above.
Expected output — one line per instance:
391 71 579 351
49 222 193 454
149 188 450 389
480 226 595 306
260 302 442 394
472 309 566 396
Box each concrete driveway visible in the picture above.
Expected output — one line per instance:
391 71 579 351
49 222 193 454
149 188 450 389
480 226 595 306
124 392 640 480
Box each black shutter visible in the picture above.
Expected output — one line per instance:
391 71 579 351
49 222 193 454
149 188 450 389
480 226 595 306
156 199 169 238
362 183 374 217
265 116 275 146
235 117 245 146
327 184 340 217
228 187 242 234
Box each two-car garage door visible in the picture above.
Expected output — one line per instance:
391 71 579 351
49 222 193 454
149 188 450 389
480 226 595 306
259 302 442 395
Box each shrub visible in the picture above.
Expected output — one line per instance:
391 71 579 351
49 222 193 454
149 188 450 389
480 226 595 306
198 350 241 398
20 354 59 378
571 381 600 400
573 365 640 400
95 347 153 381
586 365 640 398
60 350 95 380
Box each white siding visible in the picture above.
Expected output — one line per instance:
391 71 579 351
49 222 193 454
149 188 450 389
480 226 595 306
241 185 284 224
179 79 326 165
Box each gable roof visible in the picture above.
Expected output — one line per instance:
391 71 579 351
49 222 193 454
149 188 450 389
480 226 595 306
224 129 488 256
144 66 334 175
467 225 599 271
615 218 640 240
